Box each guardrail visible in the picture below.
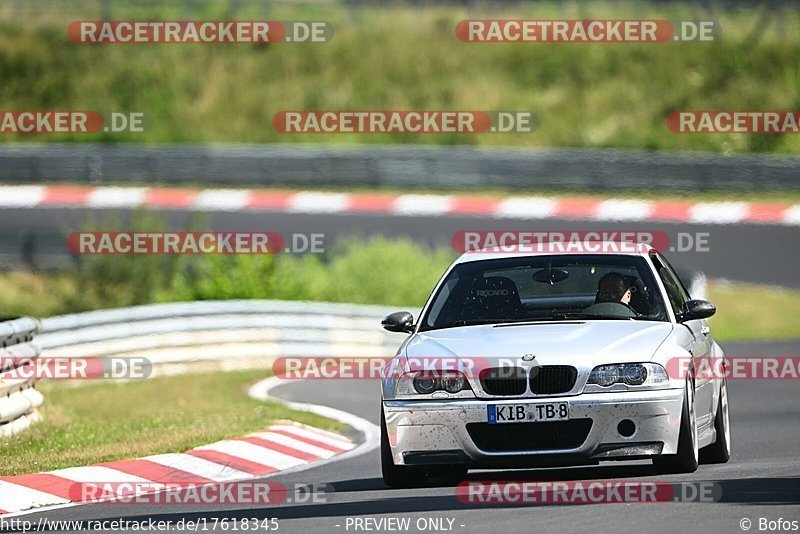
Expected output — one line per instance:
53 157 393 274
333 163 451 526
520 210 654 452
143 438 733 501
1 144 799 192
0 316 44 439
38 300 411 375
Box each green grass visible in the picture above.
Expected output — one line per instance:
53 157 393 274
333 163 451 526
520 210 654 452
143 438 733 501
0 2 798 153
0 370 343 476
706 282 800 342
0 271 77 318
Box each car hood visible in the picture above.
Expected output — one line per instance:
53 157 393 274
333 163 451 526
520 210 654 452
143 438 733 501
404 321 674 370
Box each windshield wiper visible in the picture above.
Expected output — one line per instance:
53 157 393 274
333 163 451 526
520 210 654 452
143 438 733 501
562 312 663 321
561 313 624 320
453 319 511 326
493 314 624 326
433 318 543 329
494 319 586 328
456 315 601 327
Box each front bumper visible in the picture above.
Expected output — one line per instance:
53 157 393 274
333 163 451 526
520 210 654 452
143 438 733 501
383 388 684 468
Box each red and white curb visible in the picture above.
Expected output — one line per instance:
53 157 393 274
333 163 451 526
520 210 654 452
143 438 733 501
0 376 380 517
0 422 353 515
0 185 798 225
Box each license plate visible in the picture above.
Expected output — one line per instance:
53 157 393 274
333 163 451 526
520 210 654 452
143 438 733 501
487 402 570 424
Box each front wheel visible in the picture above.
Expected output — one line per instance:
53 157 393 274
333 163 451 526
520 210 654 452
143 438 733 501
700 379 731 464
653 379 699 474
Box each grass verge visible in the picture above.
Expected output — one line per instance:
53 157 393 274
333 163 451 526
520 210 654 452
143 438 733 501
0 370 344 476
0 3 798 153
706 282 800 343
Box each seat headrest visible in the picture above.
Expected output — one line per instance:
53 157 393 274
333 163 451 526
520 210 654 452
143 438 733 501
469 276 520 300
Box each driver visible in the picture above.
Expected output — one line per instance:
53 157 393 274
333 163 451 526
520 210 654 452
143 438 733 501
582 271 639 318
595 271 636 305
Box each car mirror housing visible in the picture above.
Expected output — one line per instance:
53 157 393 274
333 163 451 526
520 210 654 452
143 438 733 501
382 311 415 333
677 299 716 322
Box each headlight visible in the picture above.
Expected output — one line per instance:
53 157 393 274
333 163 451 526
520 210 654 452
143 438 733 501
440 373 466 393
406 371 471 395
591 365 621 387
587 363 668 388
623 364 648 385
413 374 439 394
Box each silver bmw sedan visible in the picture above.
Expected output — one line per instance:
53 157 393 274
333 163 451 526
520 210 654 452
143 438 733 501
380 243 731 487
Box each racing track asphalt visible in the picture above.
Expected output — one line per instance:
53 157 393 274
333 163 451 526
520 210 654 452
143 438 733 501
0 207 798 288
13 339 800 534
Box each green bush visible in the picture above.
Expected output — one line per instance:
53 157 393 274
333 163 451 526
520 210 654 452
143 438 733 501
316 236 454 306
62 212 180 311
160 236 454 307
55 216 456 312
164 254 281 301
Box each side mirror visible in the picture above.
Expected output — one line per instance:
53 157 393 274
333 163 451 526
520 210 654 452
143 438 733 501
676 299 716 322
382 311 415 333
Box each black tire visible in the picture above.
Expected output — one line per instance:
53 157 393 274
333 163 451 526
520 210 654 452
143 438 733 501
381 408 429 488
700 380 731 464
653 379 699 474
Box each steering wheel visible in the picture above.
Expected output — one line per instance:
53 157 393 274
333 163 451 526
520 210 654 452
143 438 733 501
606 300 641 317
582 300 639 319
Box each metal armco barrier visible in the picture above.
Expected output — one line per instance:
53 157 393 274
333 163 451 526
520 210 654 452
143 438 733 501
38 301 411 373
1 144 799 192
0 316 44 439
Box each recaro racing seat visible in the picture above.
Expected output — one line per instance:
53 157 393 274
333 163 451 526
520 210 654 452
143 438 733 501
461 276 525 323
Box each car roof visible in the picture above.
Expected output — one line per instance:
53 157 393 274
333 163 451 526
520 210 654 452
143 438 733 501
454 241 655 264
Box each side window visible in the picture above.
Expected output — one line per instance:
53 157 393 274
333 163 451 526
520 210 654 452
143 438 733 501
656 252 693 299
652 253 689 316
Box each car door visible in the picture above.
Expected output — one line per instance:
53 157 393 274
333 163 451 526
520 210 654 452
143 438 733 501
652 253 715 427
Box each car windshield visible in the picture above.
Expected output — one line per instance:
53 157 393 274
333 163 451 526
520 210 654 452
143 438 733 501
419 254 669 331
